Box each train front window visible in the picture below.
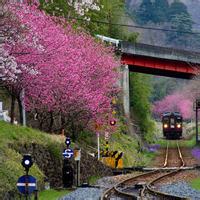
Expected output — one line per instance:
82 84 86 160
170 118 175 128
170 118 175 124
163 117 169 123
177 118 182 123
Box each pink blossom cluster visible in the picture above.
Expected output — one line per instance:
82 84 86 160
5 2 120 129
153 93 193 120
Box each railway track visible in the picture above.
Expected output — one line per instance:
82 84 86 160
100 141 190 200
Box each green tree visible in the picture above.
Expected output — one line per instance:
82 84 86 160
136 0 154 25
39 0 135 40
150 77 186 102
86 0 126 38
130 73 155 142
153 0 169 23
164 1 193 48
168 0 188 21
166 13 193 47
39 0 70 17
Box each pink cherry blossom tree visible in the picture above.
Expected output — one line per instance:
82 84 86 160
0 0 27 123
153 92 193 120
5 2 119 138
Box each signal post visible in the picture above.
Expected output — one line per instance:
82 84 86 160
195 99 200 144
17 154 37 200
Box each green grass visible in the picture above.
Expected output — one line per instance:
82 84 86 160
155 121 197 148
100 132 156 167
37 189 71 200
157 135 196 148
88 175 101 185
190 178 200 190
0 121 64 198
182 135 196 147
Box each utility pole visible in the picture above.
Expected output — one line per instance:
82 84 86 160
97 132 100 160
21 88 26 126
195 99 200 144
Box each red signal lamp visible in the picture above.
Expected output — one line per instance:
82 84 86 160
110 119 116 126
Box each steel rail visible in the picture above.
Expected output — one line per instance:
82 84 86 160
144 140 190 200
140 141 169 199
101 141 190 200
100 171 157 200
164 140 169 167
101 142 170 200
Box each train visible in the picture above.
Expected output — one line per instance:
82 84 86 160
162 112 183 139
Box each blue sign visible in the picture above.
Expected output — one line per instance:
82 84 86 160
17 175 36 194
63 148 73 159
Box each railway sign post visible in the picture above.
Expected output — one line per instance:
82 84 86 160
195 99 200 144
17 154 37 200
74 148 81 187
62 148 74 159
95 123 101 160
17 175 37 195
62 136 74 188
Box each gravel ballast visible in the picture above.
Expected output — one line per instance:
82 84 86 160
159 181 200 200
59 187 104 200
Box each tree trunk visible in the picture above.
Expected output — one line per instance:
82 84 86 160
48 112 54 133
39 119 44 130
10 94 15 124
71 121 77 141
61 114 65 133
17 97 23 125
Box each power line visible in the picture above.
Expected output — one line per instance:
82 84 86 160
69 16 200 35
93 11 200 32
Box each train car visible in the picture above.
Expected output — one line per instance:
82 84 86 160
162 112 183 139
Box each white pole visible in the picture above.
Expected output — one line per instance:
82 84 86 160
97 132 100 160
21 88 26 126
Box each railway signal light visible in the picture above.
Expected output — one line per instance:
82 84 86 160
65 137 71 146
110 119 116 126
196 99 200 109
21 154 33 171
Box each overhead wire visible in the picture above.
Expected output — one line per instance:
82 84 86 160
68 16 200 35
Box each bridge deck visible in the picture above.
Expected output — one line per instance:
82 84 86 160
120 41 200 78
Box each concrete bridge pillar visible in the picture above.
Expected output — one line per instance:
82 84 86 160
122 65 130 117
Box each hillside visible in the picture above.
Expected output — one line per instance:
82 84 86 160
0 121 113 199
126 0 200 28
0 120 159 199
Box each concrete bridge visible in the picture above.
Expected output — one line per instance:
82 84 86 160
120 41 200 117
96 35 200 117
121 41 200 79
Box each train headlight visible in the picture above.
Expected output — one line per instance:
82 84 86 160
164 124 168 128
177 124 181 128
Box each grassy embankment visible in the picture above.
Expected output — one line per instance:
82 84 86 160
157 136 196 148
100 132 156 167
0 119 160 198
190 179 200 190
35 189 70 200
0 121 70 199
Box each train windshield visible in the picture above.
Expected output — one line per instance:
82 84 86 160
163 117 169 123
170 118 175 125
176 117 182 123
